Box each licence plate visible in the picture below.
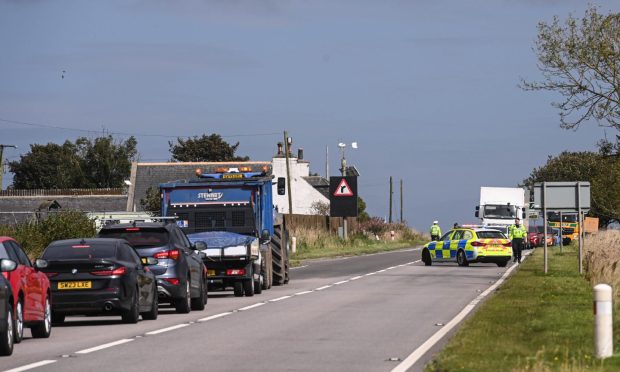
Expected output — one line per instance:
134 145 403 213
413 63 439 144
487 245 503 251
58 281 92 290
222 173 244 179
207 270 216 277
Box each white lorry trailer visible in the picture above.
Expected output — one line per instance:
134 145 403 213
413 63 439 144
475 187 527 236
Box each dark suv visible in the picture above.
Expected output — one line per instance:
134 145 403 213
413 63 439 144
98 221 208 313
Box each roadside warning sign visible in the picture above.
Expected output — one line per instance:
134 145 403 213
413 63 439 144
329 176 358 217
333 178 354 197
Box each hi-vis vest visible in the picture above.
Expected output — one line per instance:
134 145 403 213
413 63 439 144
430 225 441 236
509 224 527 239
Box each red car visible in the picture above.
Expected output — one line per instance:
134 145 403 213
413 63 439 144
527 226 555 247
0 237 52 342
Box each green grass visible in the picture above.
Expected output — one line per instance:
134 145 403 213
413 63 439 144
289 236 424 266
426 245 620 372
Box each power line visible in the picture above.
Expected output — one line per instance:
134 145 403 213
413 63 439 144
0 117 280 139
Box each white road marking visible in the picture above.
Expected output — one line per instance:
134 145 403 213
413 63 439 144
238 303 266 311
391 260 521 372
145 324 189 335
294 290 313 295
364 272 376 276
291 265 308 270
350 275 363 280
334 280 349 285
4 360 57 372
198 312 232 322
269 295 292 302
316 285 332 290
376 269 387 273
386 266 397 270
75 338 134 354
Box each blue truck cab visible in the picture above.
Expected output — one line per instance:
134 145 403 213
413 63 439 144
160 163 290 297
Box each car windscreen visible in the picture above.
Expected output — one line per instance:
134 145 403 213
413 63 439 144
98 228 169 248
476 231 507 239
42 243 117 260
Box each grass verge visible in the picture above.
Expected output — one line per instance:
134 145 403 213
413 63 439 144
426 244 620 371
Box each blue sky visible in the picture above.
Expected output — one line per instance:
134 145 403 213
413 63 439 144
1 0 618 231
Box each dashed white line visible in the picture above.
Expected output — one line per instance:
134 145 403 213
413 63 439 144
350 275 363 280
386 266 397 270
295 290 313 295
316 285 332 291
198 312 232 322
291 265 308 270
238 303 266 311
364 272 376 276
269 295 292 302
3 360 57 372
334 280 349 285
75 338 134 354
145 324 189 335
376 269 387 273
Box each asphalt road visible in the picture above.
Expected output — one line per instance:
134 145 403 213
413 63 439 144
0 247 517 372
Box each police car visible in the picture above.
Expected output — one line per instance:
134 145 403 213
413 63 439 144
422 226 512 267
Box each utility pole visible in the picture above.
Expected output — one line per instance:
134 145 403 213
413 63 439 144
283 131 293 221
0 144 17 190
400 179 403 223
389 176 393 223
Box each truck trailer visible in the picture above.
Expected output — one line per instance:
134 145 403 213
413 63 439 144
159 162 290 297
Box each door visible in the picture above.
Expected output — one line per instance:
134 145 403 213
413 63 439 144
6 241 43 320
433 231 454 260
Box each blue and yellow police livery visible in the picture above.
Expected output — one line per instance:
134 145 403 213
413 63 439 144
422 227 512 267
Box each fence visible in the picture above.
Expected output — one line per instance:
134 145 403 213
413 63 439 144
284 214 358 233
0 188 125 197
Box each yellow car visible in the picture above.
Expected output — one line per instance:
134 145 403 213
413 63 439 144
422 227 512 267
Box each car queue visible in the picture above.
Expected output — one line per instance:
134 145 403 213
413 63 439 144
0 220 235 356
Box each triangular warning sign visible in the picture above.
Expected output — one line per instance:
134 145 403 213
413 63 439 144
333 178 354 197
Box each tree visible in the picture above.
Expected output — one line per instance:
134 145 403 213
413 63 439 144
9 136 137 189
357 196 370 222
521 6 620 130
522 151 620 226
169 134 249 162
140 186 161 214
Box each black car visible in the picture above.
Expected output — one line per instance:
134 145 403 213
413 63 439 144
36 238 158 324
98 221 208 313
0 259 16 356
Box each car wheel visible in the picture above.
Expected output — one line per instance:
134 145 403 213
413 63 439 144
31 296 52 338
233 281 244 297
14 299 23 344
122 288 140 324
191 278 205 311
51 312 65 324
141 287 159 320
422 249 432 266
254 273 263 295
0 304 14 356
243 279 254 297
174 279 191 314
457 250 469 267
496 261 508 267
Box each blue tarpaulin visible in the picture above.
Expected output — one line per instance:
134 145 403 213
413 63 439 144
187 231 255 248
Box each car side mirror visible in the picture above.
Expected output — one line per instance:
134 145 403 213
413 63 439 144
0 259 18 273
260 229 271 243
194 241 207 251
34 259 48 270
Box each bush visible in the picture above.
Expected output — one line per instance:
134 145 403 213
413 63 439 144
0 210 96 259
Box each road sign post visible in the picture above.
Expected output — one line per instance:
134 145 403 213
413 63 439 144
330 176 358 240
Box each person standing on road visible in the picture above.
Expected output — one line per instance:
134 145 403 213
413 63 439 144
509 218 527 263
430 221 441 241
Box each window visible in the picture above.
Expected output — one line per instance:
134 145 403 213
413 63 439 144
476 231 507 239
439 232 453 241
451 230 464 240
122 244 142 265
42 243 117 260
462 231 474 240
99 228 170 248
9 241 32 267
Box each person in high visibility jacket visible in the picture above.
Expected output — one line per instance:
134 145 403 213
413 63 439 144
430 221 441 241
509 218 527 263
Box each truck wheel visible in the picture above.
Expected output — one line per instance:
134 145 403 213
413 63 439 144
457 250 469 267
233 281 244 297
243 279 254 297
271 225 286 286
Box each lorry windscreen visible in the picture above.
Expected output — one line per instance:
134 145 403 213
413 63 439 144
483 204 516 219
547 212 577 223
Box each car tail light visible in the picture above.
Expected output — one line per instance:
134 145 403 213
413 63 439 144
471 241 485 247
45 272 58 278
126 228 140 231
91 267 126 276
226 269 246 276
503 242 512 247
163 278 180 285
154 249 180 260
